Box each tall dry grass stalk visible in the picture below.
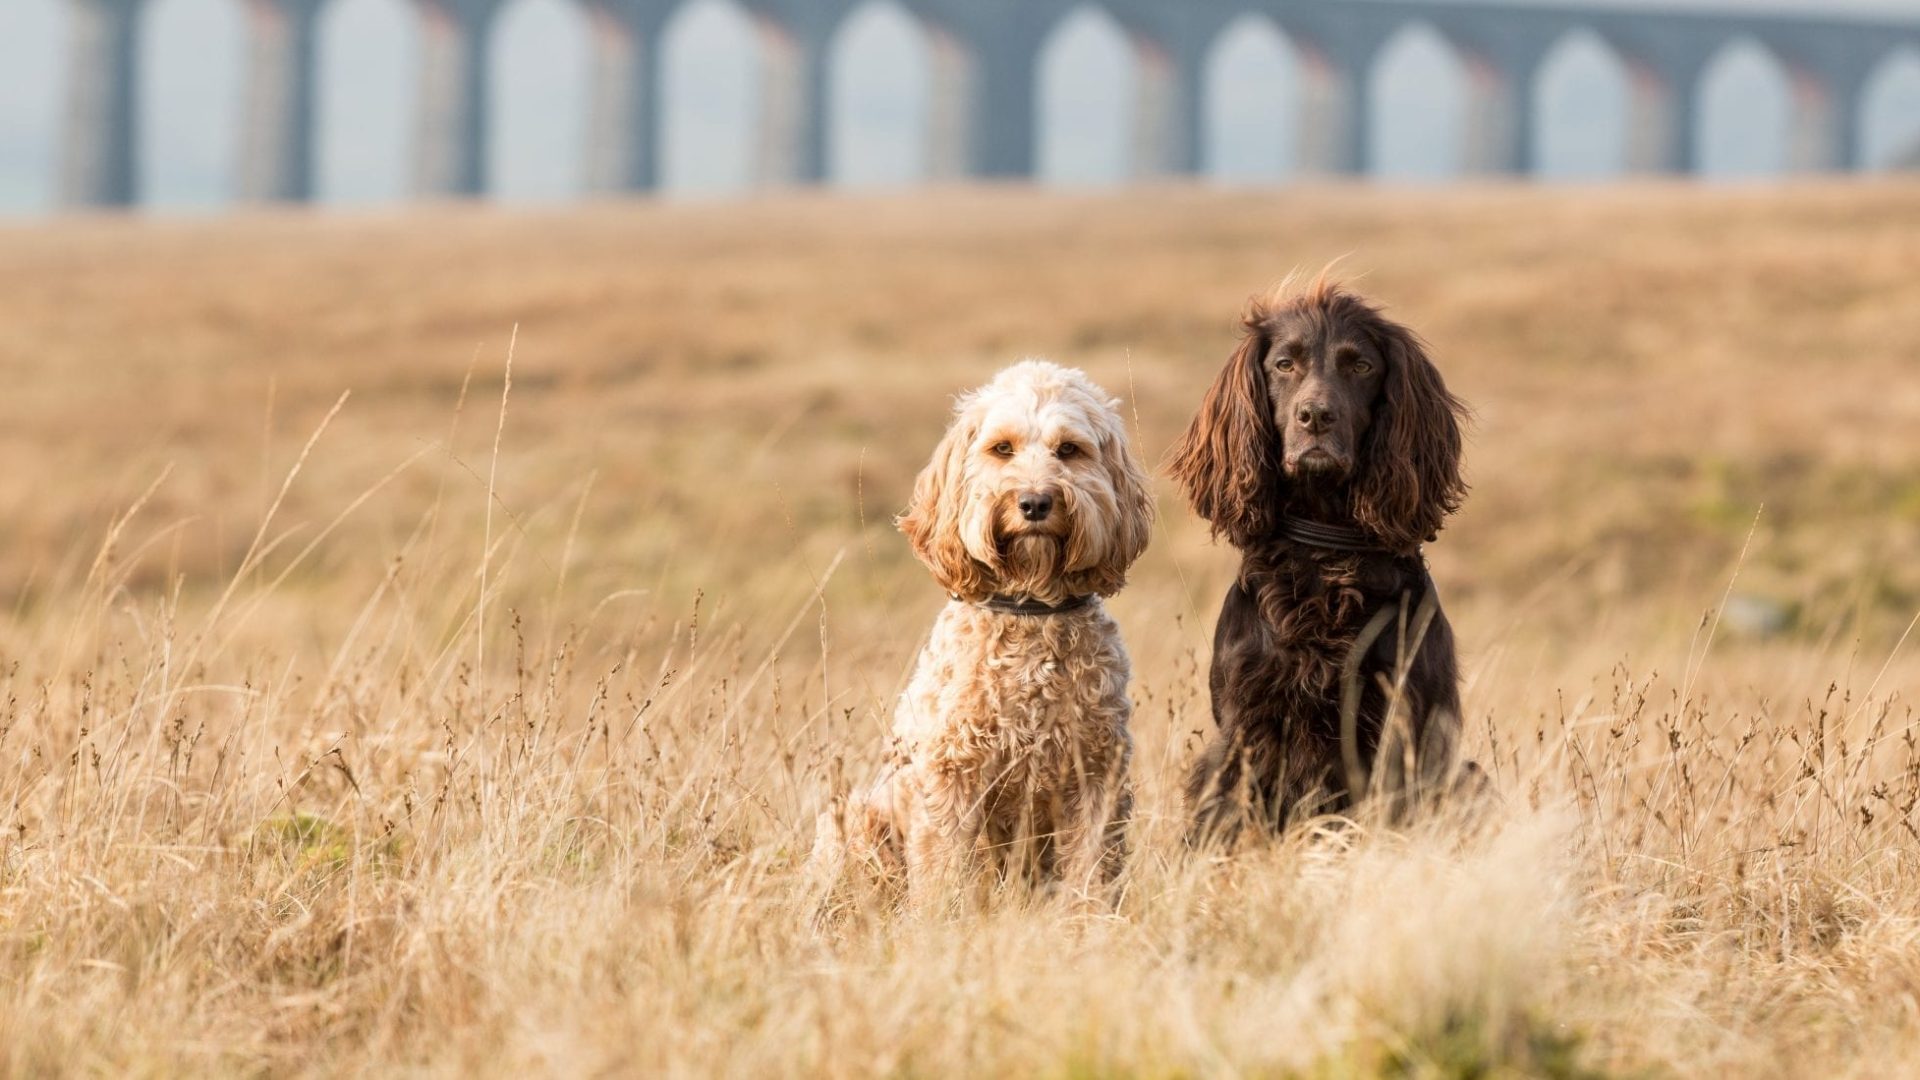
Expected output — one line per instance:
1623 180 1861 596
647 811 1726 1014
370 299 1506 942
0 185 1918 1075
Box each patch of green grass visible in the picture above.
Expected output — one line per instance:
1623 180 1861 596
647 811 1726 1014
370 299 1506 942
1316 1012 1623 1080
254 812 398 873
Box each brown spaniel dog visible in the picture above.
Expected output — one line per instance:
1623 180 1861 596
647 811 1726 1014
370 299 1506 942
1168 278 1477 843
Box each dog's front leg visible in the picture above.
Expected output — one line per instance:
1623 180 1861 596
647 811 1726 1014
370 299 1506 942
1050 782 1130 909
1184 730 1255 847
903 766 984 912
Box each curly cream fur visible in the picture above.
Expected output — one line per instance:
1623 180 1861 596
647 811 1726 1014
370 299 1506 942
818 361 1154 904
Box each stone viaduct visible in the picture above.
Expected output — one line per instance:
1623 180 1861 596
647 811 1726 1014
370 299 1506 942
59 0 1920 206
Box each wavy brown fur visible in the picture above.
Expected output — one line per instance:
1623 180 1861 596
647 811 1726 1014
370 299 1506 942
1168 279 1475 842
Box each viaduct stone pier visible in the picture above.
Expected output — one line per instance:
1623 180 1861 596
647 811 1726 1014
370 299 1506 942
58 0 1920 206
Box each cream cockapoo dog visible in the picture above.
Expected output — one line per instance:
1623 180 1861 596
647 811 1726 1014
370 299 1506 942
820 360 1154 901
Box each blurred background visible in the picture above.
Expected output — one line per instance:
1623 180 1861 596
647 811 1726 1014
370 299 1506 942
3 0 1919 214
1 0 1918 653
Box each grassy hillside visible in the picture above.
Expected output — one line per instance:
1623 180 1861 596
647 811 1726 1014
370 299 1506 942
0 182 1917 1075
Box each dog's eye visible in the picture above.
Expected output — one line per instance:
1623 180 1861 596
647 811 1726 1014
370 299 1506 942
991 441 1014 457
1274 356 1295 373
1056 442 1080 459
1350 359 1372 375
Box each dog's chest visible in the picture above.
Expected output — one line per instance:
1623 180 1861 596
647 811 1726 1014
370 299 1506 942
900 607 1127 765
980 636 1084 739
1231 553 1423 701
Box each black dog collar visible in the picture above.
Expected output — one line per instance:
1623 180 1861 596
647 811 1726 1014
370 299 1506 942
957 593 1097 616
1281 517 1384 553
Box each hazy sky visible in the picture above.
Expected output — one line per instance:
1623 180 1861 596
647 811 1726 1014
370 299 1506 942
0 0 1917 214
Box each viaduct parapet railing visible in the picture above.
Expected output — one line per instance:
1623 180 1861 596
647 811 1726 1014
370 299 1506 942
60 0 1920 206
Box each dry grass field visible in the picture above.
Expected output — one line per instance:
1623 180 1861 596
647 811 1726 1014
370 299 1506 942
1 181 1918 1076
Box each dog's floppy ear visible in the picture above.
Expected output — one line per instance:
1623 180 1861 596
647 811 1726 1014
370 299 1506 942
1166 312 1282 547
898 395 992 601
1069 394 1155 597
1350 316 1467 554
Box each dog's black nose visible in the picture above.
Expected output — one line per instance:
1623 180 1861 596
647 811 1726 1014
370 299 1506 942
1295 401 1336 433
1017 491 1055 522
